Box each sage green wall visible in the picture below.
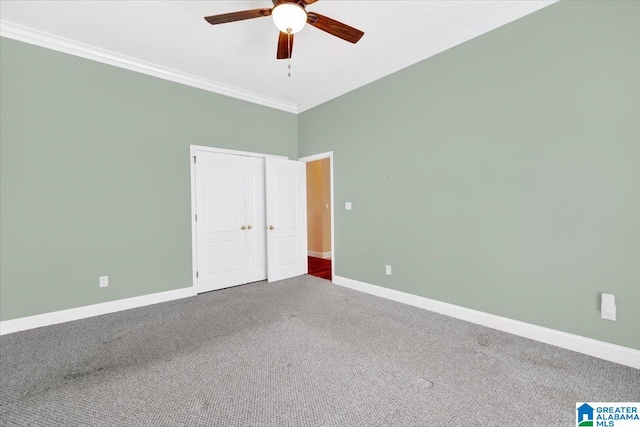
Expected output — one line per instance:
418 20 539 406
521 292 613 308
2 2 638 351
0 37 297 321
298 1 640 349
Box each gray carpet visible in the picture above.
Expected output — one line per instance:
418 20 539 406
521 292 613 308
1 275 638 426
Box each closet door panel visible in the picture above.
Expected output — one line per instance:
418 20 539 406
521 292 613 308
266 158 308 283
195 152 247 292
245 157 267 283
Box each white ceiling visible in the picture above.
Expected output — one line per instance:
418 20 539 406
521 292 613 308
0 1 556 113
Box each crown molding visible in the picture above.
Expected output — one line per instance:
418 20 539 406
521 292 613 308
1 1 556 115
0 20 298 114
296 0 558 113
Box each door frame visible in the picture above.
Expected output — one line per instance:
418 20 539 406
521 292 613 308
190 145 287 293
298 151 335 282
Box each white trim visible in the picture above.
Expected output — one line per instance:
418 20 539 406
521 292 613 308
0 20 297 114
308 251 332 259
298 152 333 163
190 145 289 294
1 2 557 114
333 275 640 369
296 1 558 113
190 147 199 294
0 287 196 336
191 145 288 160
299 152 335 279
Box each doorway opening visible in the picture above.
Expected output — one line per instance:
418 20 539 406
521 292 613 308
300 152 334 282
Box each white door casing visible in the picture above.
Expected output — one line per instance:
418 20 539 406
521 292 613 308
266 158 308 282
195 152 247 292
299 151 335 282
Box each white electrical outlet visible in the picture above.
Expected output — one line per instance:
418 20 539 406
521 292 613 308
385 265 392 275
99 276 109 288
601 293 616 321
345 202 352 210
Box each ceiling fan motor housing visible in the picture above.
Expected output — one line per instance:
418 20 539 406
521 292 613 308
203 0 364 60
272 0 308 34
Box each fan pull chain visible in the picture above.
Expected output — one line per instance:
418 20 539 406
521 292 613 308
287 29 292 77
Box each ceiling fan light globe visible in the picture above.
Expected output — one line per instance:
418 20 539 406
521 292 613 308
272 3 307 34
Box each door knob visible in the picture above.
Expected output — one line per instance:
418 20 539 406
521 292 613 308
241 225 246 230
269 225 275 230
247 225 252 230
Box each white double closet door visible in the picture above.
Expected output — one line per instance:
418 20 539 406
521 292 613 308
195 151 306 293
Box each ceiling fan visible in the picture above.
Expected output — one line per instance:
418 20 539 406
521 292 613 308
203 0 364 60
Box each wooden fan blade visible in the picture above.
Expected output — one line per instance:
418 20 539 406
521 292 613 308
273 0 317 4
307 12 364 44
277 31 294 59
204 8 272 25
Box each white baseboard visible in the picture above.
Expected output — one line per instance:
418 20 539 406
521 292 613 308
333 275 640 369
0 287 197 336
308 251 332 259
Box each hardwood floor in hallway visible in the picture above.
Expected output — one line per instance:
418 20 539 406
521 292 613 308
307 257 331 281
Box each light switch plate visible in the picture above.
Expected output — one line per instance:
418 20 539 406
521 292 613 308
345 202 352 210
99 276 109 288
601 293 616 321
